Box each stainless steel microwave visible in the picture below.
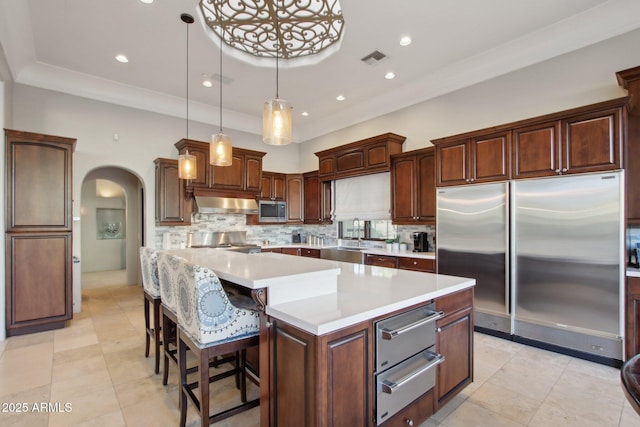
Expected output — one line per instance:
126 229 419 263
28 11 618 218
258 200 287 222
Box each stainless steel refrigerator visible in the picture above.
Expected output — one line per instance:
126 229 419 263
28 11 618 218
436 171 624 360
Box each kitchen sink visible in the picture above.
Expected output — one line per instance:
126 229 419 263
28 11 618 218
320 247 365 264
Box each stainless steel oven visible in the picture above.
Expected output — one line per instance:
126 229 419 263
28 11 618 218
375 303 444 425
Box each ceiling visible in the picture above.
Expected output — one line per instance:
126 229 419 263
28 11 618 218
1 0 639 143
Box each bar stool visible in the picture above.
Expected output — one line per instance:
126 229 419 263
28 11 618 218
139 247 162 374
157 251 182 385
176 260 260 427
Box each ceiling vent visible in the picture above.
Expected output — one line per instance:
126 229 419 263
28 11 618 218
213 73 234 85
361 50 387 65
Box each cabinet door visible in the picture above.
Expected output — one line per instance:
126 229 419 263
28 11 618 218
300 248 320 258
364 254 398 268
260 173 273 200
261 247 283 253
318 155 335 179
155 158 189 225
397 257 434 272
471 132 510 183
626 277 640 359
365 142 389 169
273 174 286 201
286 175 304 223
6 233 72 335
303 172 321 224
282 247 301 256
335 148 365 175
391 156 416 223
512 122 560 179
321 181 332 224
5 132 74 232
211 152 245 190
416 150 436 222
436 140 469 187
245 154 263 193
562 107 622 174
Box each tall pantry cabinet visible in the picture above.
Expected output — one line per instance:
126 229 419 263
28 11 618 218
5 129 76 336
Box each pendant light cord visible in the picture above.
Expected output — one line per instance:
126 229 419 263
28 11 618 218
186 18 189 139
275 0 279 98
219 39 223 132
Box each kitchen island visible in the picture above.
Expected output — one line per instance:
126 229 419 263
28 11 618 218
162 249 475 426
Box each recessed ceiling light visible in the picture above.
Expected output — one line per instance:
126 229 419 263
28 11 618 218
336 95 345 101
140 0 153 3
399 36 412 47
385 72 396 80
301 111 309 117
115 54 129 63
202 74 213 87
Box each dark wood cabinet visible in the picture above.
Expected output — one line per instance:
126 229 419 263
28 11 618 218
286 174 304 223
5 129 76 336
281 247 301 256
626 276 640 360
260 247 283 253
300 248 320 258
617 67 640 223
364 254 399 269
154 158 190 226
303 171 332 224
261 172 286 201
316 133 405 181
391 147 435 224
174 139 265 196
271 319 373 427
434 288 473 409
434 132 510 187
512 121 561 179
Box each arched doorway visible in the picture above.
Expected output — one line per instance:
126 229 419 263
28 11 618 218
78 167 143 296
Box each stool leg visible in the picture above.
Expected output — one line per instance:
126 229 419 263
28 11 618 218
199 348 210 427
144 295 150 358
153 300 161 374
235 350 241 389
240 349 247 403
178 332 188 427
162 312 170 386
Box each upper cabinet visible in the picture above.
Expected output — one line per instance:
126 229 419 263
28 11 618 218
154 158 191 226
433 97 626 187
391 147 436 224
617 66 640 224
260 172 286 201
303 170 332 224
315 133 405 181
286 174 304 223
174 139 265 196
5 129 76 232
433 132 510 187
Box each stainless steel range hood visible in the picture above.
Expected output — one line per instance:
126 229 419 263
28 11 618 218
194 195 258 214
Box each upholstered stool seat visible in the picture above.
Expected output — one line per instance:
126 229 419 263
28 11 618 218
139 247 162 374
176 260 260 427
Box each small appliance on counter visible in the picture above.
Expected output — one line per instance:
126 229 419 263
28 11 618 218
292 231 301 243
630 243 640 268
412 232 430 252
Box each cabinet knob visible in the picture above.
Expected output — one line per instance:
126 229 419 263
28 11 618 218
555 169 561 174
265 321 272 328
406 419 414 426
562 167 568 173
413 261 417 265
470 178 475 182
436 327 442 333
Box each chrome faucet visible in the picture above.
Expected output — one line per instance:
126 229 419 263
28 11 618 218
353 217 361 247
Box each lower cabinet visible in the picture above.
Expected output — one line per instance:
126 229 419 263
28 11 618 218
278 247 321 258
261 248 283 254
270 291 473 425
5 232 73 336
272 320 373 427
626 276 640 359
281 247 301 256
365 254 435 272
434 288 474 409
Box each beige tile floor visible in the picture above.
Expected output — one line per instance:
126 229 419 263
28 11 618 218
0 271 639 426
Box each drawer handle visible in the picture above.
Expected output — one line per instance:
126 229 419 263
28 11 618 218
380 311 444 340
380 351 444 394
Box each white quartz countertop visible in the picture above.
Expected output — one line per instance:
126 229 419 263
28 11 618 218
159 248 340 289
263 254 474 335
261 244 436 259
629 267 640 278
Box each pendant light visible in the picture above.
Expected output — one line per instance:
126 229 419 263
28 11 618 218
263 0 292 146
178 13 197 180
210 32 233 166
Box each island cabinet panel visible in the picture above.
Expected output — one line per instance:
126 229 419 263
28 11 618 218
286 174 304 223
512 122 560 179
391 147 435 225
562 107 622 175
271 319 373 427
434 288 474 409
155 158 190 226
626 276 640 359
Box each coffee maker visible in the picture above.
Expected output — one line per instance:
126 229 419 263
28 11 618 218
412 232 430 252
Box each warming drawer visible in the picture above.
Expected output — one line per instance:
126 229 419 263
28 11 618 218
376 348 444 424
375 303 444 372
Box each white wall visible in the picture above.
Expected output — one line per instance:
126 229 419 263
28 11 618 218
299 28 640 170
